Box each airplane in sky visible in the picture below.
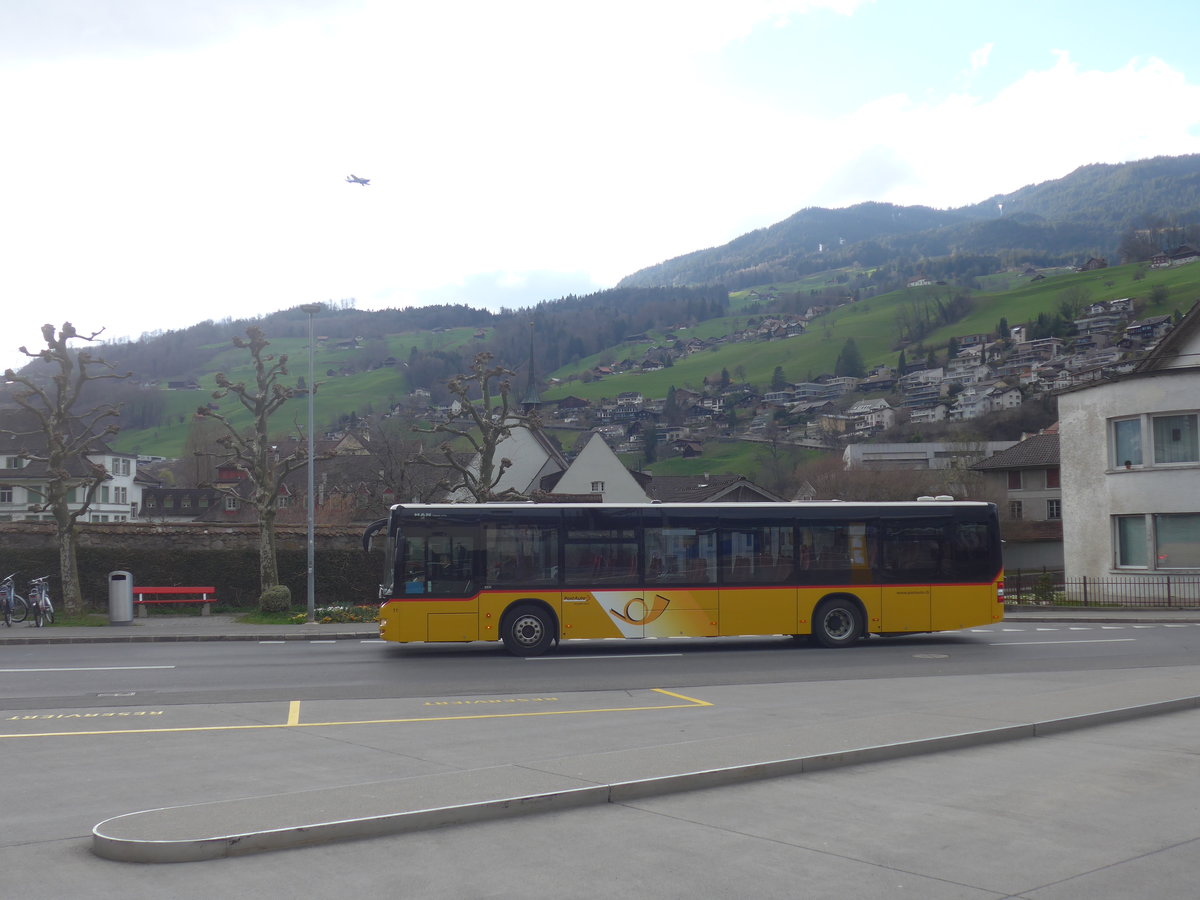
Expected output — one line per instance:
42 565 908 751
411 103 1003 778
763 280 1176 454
345 174 370 186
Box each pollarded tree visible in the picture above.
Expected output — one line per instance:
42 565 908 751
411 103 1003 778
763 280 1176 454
412 352 541 502
3 323 129 616
195 327 314 597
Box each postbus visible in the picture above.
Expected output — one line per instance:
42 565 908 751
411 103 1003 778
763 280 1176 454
362 500 1004 656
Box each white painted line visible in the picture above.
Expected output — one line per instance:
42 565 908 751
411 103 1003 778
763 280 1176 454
1132 625 1157 629
1100 626 1125 629
308 640 337 644
258 641 286 644
1163 624 1190 628
0 665 176 673
360 639 387 643
528 653 684 660
1036 627 1060 631
1001 628 1024 632
990 639 1136 646
1068 627 1093 630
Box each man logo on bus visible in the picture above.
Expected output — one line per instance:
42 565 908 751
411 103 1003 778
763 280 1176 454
609 593 671 626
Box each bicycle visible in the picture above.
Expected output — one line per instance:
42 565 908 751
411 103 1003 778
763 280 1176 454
2 573 29 626
27 576 54 627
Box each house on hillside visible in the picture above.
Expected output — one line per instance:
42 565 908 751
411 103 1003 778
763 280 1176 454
970 428 1063 572
843 441 1015 471
1057 299 1200 602
448 420 569 501
643 473 782 503
542 433 648 502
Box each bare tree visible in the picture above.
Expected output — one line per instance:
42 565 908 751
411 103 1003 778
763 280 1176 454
3 323 128 616
195 327 315 597
412 352 540 501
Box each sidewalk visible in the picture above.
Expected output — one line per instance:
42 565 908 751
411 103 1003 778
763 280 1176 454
0 613 376 644
3 606 1198 645
91 657 1200 863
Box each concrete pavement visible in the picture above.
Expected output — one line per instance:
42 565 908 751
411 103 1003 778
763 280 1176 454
7 607 1197 865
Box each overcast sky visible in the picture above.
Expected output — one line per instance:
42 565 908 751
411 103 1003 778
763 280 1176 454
4 0 1200 372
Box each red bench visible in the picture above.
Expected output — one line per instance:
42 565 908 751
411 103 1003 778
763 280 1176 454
134 587 218 616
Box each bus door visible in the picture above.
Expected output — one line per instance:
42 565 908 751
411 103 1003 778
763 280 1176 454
717 518 797 636
639 509 718 638
561 507 642 639
931 517 1000 629
400 519 480 642
876 518 946 632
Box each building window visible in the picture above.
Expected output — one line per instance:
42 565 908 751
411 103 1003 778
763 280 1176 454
1115 516 1149 568
181 496 191 509
145 496 156 509
0 486 11 504
1152 414 1199 464
1047 499 1062 520
1154 514 1200 569
3 457 21 469
1008 501 1023 520
1111 418 1142 467
1046 467 1060 488
1007 471 1022 490
590 481 605 492
225 496 239 511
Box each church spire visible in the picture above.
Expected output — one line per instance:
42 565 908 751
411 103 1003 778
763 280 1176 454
521 320 542 413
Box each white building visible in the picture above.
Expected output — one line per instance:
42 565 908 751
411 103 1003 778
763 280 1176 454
1057 301 1200 600
0 436 140 523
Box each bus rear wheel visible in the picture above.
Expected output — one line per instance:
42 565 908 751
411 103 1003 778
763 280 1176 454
810 598 863 648
502 604 556 657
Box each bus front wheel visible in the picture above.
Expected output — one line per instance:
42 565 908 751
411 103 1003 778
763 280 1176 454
502 604 556 657
810 598 863 648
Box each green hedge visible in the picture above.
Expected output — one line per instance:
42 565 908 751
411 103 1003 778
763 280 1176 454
1 547 380 613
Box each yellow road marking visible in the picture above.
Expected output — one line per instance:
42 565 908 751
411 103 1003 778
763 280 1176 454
0 688 711 739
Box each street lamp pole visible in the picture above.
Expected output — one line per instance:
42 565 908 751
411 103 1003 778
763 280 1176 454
299 302 323 623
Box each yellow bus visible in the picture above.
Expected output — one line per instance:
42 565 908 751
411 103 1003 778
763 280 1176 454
363 500 1004 656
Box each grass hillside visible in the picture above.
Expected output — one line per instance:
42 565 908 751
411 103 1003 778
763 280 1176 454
543 261 1200 403
112 327 481 457
107 261 1200 459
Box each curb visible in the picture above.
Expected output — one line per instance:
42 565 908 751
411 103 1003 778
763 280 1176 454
91 693 1200 863
0 630 375 645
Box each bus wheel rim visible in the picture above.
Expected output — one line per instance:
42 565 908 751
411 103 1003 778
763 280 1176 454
823 609 852 639
514 615 543 646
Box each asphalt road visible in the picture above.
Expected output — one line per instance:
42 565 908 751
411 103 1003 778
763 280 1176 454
3 623 1200 898
3 620 1199 709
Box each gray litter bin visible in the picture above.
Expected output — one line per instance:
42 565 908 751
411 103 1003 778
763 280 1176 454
108 571 133 625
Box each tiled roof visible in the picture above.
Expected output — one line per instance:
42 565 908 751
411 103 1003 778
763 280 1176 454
971 432 1059 470
644 474 780 502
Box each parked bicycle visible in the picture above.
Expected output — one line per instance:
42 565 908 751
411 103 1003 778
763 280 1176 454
27 576 54 627
2 573 29 626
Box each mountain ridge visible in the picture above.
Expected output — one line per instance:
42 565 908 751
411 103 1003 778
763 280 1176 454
619 154 1200 290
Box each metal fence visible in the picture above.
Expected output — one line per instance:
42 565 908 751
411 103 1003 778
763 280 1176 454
1006 569 1200 608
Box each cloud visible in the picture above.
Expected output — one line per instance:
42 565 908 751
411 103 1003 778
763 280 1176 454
811 51 1200 209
